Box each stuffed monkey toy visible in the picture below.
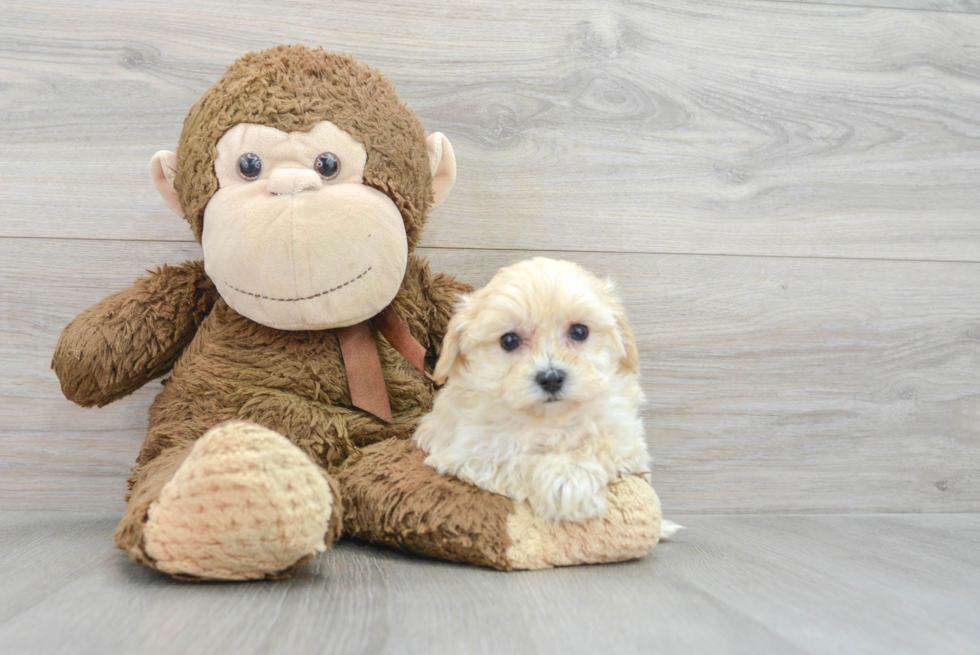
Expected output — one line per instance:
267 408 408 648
53 45 661 580
54 45 468 580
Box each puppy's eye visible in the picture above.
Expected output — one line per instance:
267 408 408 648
569 324 589 341
500 333 522 351
237 153 262 180
315 152 340 180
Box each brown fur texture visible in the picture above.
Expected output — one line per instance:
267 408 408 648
339 439 662 571
52 46 470 579
53 261 218 407
95 254 467 573
176 45 433 247
339 439 516 570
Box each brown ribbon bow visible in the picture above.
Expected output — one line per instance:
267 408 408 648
335 304 429 423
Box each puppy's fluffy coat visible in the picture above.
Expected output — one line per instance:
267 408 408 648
414 258 651 522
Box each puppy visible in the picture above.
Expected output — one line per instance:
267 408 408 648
413 257 651 522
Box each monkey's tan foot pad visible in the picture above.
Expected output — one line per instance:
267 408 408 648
337 438 662 571
142 421 341 581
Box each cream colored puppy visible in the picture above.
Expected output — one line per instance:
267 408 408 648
414 257 651 522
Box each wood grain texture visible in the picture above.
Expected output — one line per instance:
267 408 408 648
1 0 979 261
3 238 978 514
1 511 978 655
775 0 980 14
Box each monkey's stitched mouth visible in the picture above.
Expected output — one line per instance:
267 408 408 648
224 266 372 302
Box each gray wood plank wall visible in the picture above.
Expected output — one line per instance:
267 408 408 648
1 0 978 515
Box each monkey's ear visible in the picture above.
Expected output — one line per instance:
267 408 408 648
433 293 471 384
426 132 456 210
150 150 183 218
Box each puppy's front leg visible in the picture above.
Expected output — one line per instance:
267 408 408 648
527 455 610 522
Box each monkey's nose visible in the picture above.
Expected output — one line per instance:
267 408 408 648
535 368 566 395
267 169 323 195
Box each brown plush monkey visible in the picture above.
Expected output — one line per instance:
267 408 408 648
52 45 470 580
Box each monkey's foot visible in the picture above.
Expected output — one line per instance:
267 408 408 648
142 421 340 581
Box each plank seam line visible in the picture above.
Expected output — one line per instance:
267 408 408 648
3 235 979 266
758 0 980 17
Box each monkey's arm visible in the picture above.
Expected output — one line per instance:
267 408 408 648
400 255 473 363
52 260 217 408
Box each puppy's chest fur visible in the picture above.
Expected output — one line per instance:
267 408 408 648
511 422 610 458
417 403 649 501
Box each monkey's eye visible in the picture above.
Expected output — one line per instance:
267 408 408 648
500 333 522 352
569 324 589 341
237 153 262 181
315 152 340 180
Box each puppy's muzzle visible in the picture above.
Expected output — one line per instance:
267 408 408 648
535 368 566 397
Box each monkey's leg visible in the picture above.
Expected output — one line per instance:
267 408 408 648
114 421 342 581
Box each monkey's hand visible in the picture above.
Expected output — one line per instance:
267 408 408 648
527 455 611 523
52 260 217 407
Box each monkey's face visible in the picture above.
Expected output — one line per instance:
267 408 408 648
201 121 408 330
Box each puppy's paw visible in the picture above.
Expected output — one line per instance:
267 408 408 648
605 444 652 481
528 458 610 522
614 460 651 482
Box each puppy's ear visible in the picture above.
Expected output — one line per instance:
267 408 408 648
604 279 640 375
433 294 471 384
615 309 641 375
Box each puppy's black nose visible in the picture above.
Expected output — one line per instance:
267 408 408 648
535 368 566 394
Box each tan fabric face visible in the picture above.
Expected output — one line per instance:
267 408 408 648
203 122 408 330
213 122 367 187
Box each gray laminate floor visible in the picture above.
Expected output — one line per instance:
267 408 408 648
1 511 978 655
